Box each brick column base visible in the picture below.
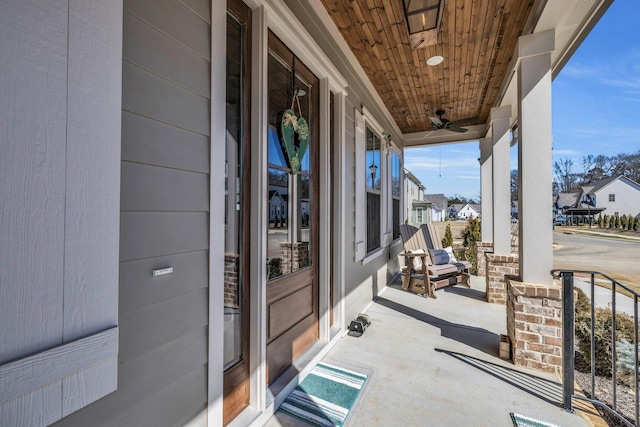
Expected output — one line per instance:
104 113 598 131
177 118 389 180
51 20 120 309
485 253 519 304
506 277 562 374
476 242 493 277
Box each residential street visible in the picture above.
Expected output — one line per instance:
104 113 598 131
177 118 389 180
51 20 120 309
553 228 640 290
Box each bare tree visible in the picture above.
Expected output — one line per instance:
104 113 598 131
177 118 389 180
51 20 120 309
554 158 580 193
510 169 518 202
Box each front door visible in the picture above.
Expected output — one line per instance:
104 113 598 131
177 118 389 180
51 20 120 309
265 32 320 384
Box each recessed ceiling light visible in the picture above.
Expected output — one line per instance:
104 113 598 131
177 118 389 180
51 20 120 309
427 55 444 66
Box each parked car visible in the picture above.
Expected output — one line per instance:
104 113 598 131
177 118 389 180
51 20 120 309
553 214 567 225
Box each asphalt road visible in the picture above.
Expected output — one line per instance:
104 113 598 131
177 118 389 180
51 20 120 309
553 229 640 289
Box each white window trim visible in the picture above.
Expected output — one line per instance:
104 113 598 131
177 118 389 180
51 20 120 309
355 106 390 263
388 146 402 243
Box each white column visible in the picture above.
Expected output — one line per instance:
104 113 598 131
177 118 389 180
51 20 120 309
491 106 512 255
517 30 554 286
479 138 493 242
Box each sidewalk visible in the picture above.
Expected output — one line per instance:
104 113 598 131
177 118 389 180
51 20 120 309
574 278 638 317
560 227 640 241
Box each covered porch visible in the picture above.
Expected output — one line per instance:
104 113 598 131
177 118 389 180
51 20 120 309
266 275 600 426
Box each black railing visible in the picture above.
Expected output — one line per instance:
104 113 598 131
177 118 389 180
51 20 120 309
552 269 639 427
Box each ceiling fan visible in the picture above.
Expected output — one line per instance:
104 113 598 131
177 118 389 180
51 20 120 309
429 109 478 133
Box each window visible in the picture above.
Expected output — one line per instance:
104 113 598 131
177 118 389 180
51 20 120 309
354 107 386 261
609 194 615 202
417 207 423 223
391 151 401 238
266 40 315 280
366 128 381 253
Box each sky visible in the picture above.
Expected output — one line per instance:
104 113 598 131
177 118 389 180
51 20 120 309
404 0 640 201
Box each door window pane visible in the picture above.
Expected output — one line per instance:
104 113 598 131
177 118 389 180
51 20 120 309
266 43 315 281
224 12 244 370
267 167 289 280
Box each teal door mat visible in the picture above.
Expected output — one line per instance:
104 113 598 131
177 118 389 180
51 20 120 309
279 362 368 427
510 413 560 427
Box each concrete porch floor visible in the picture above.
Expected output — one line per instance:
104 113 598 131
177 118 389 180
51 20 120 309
264 275 599 427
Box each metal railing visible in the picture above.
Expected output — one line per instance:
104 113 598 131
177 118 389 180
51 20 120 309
552 269 639 427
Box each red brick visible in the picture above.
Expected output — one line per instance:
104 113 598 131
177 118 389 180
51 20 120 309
516 331 541 343
543 336 562 347
543 317 562 327
542 354 562 366
548 288 561 299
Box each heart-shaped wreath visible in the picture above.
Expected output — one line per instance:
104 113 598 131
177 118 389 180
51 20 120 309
279 93 309 175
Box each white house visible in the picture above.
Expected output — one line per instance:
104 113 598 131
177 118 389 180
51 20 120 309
425 194 448 222
404 168 431 226
455 203 481 220
555 175 640 219
584 176 640 218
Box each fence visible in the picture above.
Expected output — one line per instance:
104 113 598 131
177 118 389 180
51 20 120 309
552 269 639 427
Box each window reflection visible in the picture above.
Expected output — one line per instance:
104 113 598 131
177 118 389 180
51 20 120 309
224 12 244 370
266 47 314 281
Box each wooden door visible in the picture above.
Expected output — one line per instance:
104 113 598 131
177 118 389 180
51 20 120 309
224 0 251 423
265 32 320 384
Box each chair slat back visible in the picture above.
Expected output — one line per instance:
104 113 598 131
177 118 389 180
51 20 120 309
399 224 425 252
400 224 434 265
421 224 442 249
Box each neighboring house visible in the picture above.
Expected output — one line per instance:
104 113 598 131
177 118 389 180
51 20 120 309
554 176 640 218
268 190 288 225
404 169 432 226
425 194 448 222
455 203 481 220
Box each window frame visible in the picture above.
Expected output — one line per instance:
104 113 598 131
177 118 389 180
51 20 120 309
390 149 402 240
365 127 382 254
354 107 387 262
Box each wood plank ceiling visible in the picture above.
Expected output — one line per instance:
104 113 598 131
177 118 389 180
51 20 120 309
320 0 534 134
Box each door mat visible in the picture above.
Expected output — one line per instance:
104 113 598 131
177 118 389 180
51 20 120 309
510 413 560 427
278 362 368 426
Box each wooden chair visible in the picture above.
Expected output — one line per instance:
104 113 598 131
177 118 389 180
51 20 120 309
399 224 470 298
420 224 472 273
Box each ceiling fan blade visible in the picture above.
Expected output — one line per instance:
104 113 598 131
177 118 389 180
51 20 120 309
430 116 443 126
423 129 440 138
449 116 478 127
447 126 468 133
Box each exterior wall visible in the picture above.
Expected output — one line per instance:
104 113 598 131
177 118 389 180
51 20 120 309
343 97 402 324
1 1 121 424
595 179 640 217
476 242 494 277
485 253 519 304
55 1 211 426
506 277 563 374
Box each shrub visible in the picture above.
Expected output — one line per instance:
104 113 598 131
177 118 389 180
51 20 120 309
461 218 481 274
597 215 603 228
635 216 640 231
603 214 610 228
268 258 282 279
574 288 636 377
628 215 635 231
621 215 628 230
442 224 454 248
616 339 639 387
